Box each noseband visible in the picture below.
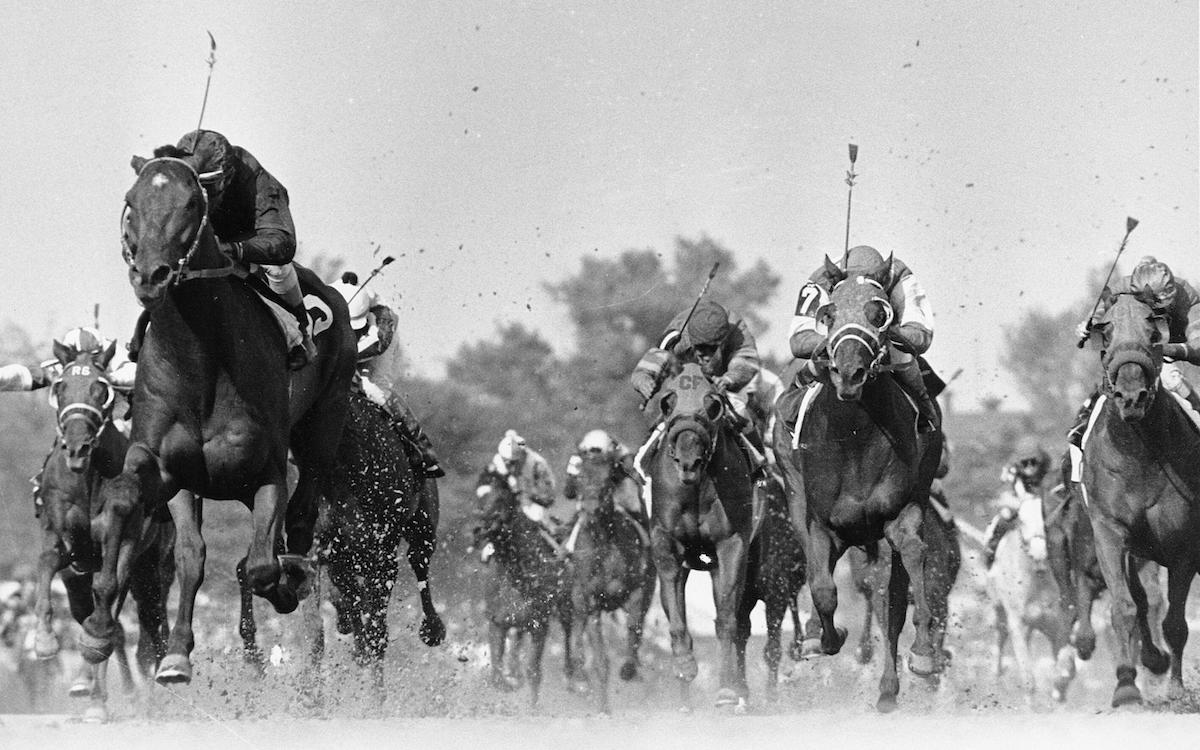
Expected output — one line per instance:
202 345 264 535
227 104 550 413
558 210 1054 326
664 413 717 464
50 368 116 449
827 276 893 375
121 157 234 286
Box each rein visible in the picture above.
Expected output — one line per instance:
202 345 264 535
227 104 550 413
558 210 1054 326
121 156 236 287
828 275 893 377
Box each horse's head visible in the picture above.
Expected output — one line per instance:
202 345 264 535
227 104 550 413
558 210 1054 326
573 445 622 515
475 468 521 535
121 151 213 309
1096 293 1167 421
50 340 118 473
820 252 895 401
659 363 725 485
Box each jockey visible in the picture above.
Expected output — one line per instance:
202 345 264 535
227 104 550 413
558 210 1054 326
788 245 939 432
1068 256 1200 448
631 298 768 475
563 429 649 532
983 438 1052 568
130 129 315 369
0 327 135 516
476 430 560 560
330 272 443 478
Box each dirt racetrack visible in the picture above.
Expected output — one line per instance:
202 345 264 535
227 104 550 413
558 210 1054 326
3 551 1199 750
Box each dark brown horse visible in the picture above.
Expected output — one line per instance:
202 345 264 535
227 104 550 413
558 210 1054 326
32 343 173 721
81 154 355 685
646 362 756 711
773 257 942 712
1079 292 1197 706
476 467 576 706
738 473 806 700
566 445 656 714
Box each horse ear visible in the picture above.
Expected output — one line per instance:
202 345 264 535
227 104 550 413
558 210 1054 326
658 391 677 419
823 255 846 285
879 252 896 286
52 340 73 366
96 340 118 370
131 155 148 174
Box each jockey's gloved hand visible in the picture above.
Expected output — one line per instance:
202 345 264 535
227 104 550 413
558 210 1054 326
566 455 582 477
887 330 915 354
218 240 244 262
713 375 732 393
631 372 657 401
1074 318 1092 342
1162 343 1188 361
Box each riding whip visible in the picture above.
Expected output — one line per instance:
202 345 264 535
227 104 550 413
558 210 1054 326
843 143 858 265
187 32 218 152
1076 216 1139 349
347 255 395 303
93 303 100 331
638 261 721 411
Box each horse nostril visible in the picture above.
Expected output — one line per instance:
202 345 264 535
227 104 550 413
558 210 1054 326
148 265 173 285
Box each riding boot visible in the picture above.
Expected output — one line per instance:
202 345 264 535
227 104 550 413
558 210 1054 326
384 394 445 478
409 425 446 479
286 303 317 371
126 308 152 363
983 509 1016 569
1066 389 1100 449
893 358 939 433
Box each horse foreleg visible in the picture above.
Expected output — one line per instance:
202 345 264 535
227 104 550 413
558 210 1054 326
805 523 846 656
712 532 750 708
586 610 610 714
82 657 109 723
650 527 695 708
875 550 908 713
1131 559 1169 675
1073 567 1099 661
857 565 877 665
246 478 297 614
34 530 66 658
81 472 143 664
1091 518 1143 707
1005 607 1037 701
887 502 934 675
488 622 514 691
404 503 445 646
761 594 784 701
235 557 264 673
1162 563 1195 700
158 490 203 684
618 561 655 682
527 622 549 708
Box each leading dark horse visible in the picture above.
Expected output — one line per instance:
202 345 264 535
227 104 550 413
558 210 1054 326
81 155 355 684
566 444 656 714
32 342 173 721
773 257 943 712
1079 292 1199 706
645 362 756 711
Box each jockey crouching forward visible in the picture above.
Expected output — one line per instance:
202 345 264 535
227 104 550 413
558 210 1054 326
983 438 1051 568
630 299 769 478
477 430 561 561
331 272 444 479
129 129 315 370
0 327 135 516
1067 256 1200 456
563 430 651 547
788 245 939 433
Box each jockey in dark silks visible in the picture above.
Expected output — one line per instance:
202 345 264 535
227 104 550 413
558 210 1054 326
1068 256 1200 455
0 327 135 516
983 438 1052 568
331 272 444 479
630 299 768 474
129 130 315 369
788 245 939 433
563 429 650 538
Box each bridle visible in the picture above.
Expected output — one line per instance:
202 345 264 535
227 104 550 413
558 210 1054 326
827 275 894 377
49 365 116 449
1098 294 1164 400
120 156 234 287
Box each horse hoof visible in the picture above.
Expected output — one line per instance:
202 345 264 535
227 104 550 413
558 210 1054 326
876 694 898 713
1112 683 1143 708
674 654 699 682
278 554 315 601
69 676 94 698
569 678 591 695
264 583 299 615
734 698 749 715
78 631 113 665
715 688 739 707
490 674 520 692
825 627 848 656
1141 646 1170 676
1168 679 1187 701
1073 632 1096 661
419 616 446 647
788 640 805 662
82 705 108 724
1052 685 1067 703
908 651 936 676
800 637 824 659
619 661 638 682
156 654 193 685
335 608 354 635
34 630 61 660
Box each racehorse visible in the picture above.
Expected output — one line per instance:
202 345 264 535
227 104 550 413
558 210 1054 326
81 153 356 685
773 256 943 712
308 388 445 691
986 486 1076 702
1078 292 1196 706
847 488 960 680
645 362 756 710
1043 474 1167 673
476 467 576 706
32 343 173 721
738 473 806 699
566 445 656 714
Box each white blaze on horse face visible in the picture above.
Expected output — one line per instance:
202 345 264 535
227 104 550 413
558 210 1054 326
151 173 170 189
1017 490 1048 562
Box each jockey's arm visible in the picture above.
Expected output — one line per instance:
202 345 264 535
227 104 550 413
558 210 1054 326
1162 281 1200 365
371 304 397 354
0 363 52 391
631 347 672 400
788 280 830 360
107 360 137 393
888 273 934 356
721 318 760 391
223 167 297 265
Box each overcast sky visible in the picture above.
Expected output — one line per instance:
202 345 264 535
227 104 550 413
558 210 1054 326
1 1 1195 409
